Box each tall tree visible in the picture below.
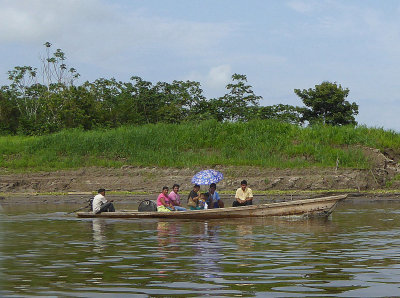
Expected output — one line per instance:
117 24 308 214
3 42 82 134
294 81 359 126
219 73 262 122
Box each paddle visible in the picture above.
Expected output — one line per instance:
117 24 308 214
67 198 93 214
67 204 90 214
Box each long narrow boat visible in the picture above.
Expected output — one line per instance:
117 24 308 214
76 194 347 219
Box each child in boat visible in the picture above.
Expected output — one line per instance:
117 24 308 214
157 186 175 212
188 193 208 210
188 184 201 210
197 193 208 209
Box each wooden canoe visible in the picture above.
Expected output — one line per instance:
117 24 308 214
76 194 347 219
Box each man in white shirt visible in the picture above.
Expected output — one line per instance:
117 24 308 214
92 188 115 214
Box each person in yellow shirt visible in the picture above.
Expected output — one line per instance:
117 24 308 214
233 180 253 207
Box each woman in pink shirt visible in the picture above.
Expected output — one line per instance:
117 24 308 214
157 186 175 212
169 184 186 211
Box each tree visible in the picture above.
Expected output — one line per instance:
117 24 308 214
154 80 206 123
0 90 20 134
85 78 126 127
219 73 262 122
255 104 303 125
41 41 80 89
294 81 359 126
3 42 82 134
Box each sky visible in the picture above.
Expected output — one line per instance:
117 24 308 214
1 0 400 131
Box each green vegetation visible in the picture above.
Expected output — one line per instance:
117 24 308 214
295 81 358 126
1 43 395 175
1 120 399 172
1 43 359 136
385 173 400 188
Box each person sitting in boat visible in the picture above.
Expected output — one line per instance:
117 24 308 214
197 193 208 209
187 184 202 210
92 188 115 214
169 184 186 211
157 186 175 212
205 183 224 208
232 180 253 207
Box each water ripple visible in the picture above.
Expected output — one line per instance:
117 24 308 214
1 202 400 296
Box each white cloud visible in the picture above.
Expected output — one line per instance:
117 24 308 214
286 0 319 13
187 65 232 98
0 0 110 43
0 0 233 62
207 65 232 89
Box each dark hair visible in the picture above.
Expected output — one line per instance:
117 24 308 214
194 184 200 188
162 186 169 190
172 184 180 189
210 183 216 188
98 188 106 193
240 180 247 185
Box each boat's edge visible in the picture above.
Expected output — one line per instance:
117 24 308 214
76 194 347 219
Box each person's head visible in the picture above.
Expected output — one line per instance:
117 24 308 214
209 183 216 194
240 180 247 191
193 184 200 192
162 186 169 195
98 188 106 195
172 184 180 193
199 193 207 200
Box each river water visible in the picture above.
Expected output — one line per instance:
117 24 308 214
1 200 400 297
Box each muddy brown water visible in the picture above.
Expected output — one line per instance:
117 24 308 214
1 199 400 297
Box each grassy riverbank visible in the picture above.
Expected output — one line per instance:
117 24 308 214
1 120 399 172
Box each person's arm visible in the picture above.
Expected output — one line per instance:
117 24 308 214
104 197 114 203
206 193 213 209
168 192 176 206
245 189 253 201
160 196 168 207
165 196 175 210
208 198 214 209
191 191 199 202
214 192 221 207
235 189 242 203
168 200 175 209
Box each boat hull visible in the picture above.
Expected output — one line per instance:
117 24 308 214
76 194 347 219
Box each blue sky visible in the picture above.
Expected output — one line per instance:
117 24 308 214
1 0 400 131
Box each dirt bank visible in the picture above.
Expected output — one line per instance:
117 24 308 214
0 147 399 195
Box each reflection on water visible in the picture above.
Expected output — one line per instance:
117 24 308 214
237 225 254 251
192 222 223 279
92 219 107 253
157 221 180 250
1 201 400 296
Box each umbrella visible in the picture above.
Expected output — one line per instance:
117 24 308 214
191 169 224 185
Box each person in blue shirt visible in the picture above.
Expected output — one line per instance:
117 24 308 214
206 183 224 208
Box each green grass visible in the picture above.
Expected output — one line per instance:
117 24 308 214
1 120 399 172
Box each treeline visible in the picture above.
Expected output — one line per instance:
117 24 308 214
0 43 359 135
